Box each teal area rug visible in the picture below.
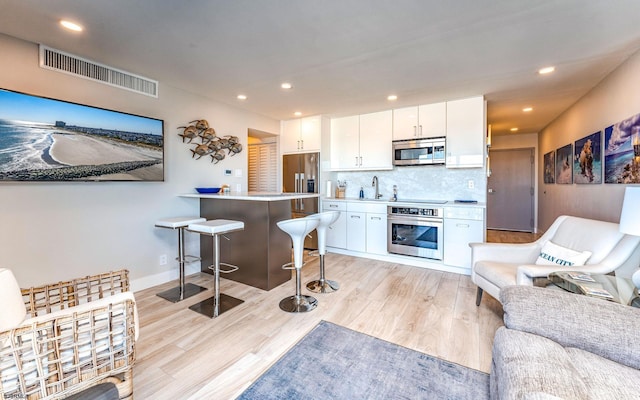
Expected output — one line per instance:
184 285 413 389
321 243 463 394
237 321 489 399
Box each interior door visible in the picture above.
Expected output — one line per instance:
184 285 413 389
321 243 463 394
487 148 534 232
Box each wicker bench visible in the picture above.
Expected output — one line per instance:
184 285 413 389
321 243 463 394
1 269 138 400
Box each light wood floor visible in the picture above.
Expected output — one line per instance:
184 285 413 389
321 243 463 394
133 230 533 399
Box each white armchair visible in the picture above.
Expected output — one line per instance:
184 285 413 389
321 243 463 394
0 269 138 400
470 215 640 305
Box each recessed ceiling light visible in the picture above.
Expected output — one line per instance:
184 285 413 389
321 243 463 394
387 95 398 101
281 83 293 90
523 107 533 112
60 20 83 32
237 94 247 100
294 111 302 117
510 127 519 132
538 66 555 75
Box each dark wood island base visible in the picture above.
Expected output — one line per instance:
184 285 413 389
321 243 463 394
185 193 319 291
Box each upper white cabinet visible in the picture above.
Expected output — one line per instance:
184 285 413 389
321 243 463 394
330 115 360 170
393 102 446 140
445 96 485 168
330 110 392 171
359 111 392 169
281 115 322 154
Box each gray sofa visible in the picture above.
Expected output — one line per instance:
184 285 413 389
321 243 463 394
491 285 640 400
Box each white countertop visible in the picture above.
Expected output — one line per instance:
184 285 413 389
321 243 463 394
180 192 320 201
322 197 485 208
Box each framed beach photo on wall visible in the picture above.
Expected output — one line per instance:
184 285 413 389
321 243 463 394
555 144 573 184
543 151 555 183
0 88 164 181
573 131 602 184
604 112 640 184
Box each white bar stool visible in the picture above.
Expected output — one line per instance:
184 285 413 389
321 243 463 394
277 216 321 312
306 211 341 293
155 216 208 302
187 219 245 318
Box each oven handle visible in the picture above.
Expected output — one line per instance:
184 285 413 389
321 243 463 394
387 215 443 225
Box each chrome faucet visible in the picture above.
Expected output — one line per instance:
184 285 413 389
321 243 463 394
372 176 382 199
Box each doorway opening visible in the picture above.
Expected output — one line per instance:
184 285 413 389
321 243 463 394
248 128 278 192
487 147 535 232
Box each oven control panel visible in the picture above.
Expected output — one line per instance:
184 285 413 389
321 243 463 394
389 206 443 217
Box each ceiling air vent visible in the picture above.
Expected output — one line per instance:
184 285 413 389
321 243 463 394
39 45 158 98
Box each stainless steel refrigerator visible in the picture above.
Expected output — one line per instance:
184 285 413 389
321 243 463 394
282 152 319 249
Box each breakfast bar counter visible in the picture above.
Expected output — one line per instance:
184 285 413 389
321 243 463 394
180 192 319 290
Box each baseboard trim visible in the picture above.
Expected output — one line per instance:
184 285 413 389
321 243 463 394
131 264 202 292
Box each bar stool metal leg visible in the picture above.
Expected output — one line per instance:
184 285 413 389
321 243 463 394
279 262 318 312
156 223 207 303
305 211 341 294
187 219 245 318
306 253 340 293
277 217 320 313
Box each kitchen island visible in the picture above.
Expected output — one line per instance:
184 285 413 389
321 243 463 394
180 192 319 290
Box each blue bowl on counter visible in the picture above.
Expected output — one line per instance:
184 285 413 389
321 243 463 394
195 187 221 194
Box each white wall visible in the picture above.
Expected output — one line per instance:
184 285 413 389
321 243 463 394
538 48 640 230
490 133 539 231
0 34 279 289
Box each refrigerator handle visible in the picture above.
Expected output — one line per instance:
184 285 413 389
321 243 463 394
299 173 305 209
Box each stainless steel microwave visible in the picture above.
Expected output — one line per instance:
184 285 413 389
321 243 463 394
392 137 446 166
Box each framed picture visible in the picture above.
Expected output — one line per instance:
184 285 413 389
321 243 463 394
543 151 555 183
604 112 640 183
555 144 573 184
573 131 602 184
0 88 164 181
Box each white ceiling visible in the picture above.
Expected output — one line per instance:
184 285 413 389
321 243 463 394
1 0 640 136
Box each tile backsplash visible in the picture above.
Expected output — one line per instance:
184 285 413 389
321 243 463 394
326 166 487 202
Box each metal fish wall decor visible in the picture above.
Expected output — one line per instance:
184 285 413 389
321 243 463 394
177 119 242 163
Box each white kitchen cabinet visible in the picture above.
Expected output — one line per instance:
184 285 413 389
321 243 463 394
393 102 446 140
346 202 387 254
346 211 366 252
445 96 485 168
281 115 321 154
330 110 392 170
359 110 393 169
323 201 347 249
330 115 359 169
443 206 485 269
366 213 387 255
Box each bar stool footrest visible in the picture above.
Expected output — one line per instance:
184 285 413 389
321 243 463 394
177 254 202 264
208 263 239 274
281 260 312 270
189 293 244 318
281 262 295 270
156 283 208 303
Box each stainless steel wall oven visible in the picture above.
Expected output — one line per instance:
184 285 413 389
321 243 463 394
387 205 443 260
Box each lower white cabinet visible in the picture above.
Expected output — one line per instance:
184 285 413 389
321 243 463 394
366 213 387 255
346 211 366 252
443 207 485 269
324 200 388 254
323 201 347 249
346 202 387 254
